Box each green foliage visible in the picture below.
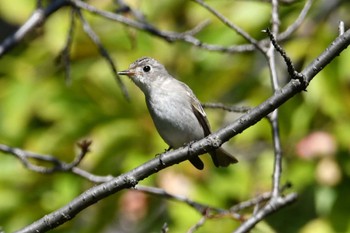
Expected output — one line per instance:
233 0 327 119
1 0 350 232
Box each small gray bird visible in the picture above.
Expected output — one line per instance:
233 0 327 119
118 57 238 170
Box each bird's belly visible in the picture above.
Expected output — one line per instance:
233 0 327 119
147 99 204 148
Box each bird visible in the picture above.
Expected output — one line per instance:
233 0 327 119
118 57 238 170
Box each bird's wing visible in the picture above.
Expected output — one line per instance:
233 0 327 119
183 86 212 136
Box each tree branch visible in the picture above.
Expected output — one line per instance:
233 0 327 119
234 193 298 233
265 0 284 200
0 140 91 174
75 8 130 99
0 0 69 57
278 0 313 40
56 8 76 85
192 0 265 53
202 102 251 113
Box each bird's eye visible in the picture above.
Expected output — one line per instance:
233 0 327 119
143 65 151 72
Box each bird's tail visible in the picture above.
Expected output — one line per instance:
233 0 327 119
210 148 238 167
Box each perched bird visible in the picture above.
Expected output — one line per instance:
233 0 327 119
118 57 238 169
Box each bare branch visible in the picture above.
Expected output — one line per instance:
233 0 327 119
0 0 69 57
0 140 116 183
135 185 241 219
114 0 147 22
192 0 265 53
264 28 307 87
264 0 283 200
202 102 251 113
279 0 313 40
270 0 280 35
75 8 130 100
234 193 298 233
0 140 92 174
230 192 272 213
0 0 312 60
56 8 76 85
68 0 261 53
268 110 283 198
71 166 113 182
187 215 207 233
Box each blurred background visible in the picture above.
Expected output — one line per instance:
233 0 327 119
0 0 350 232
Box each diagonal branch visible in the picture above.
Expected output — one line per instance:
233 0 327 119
192 0 265 53
135 185 241 220
75 8 130 99
0 0 69 57
234 193 298 233
278 0 313 40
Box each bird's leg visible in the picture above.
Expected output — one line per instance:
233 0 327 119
185 141 204 170
154 147 172 167
155 146 172 157
185 141 194 154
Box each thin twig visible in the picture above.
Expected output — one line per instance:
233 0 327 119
230 192 271 212
75 8 130 100
56 7 76 85
192 0 265 53
0 140 92 173
179 19 211 37
268 110 283 198
278 0 313 40
0 0 312 59
202 102 251 113
0 140 116 184
0 141 115 182
187 215 207 233
266 0 283 199
234 193 298 233
264 28 307 88
134 185 242 219
71 167 113 182
231 182 292 216
271 0 280 35
114 0 147 22
0 0 299 57
69 0 253 53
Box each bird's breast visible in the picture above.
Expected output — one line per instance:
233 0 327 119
146 92 204 148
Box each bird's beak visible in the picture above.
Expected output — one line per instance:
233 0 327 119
117 70 134 76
